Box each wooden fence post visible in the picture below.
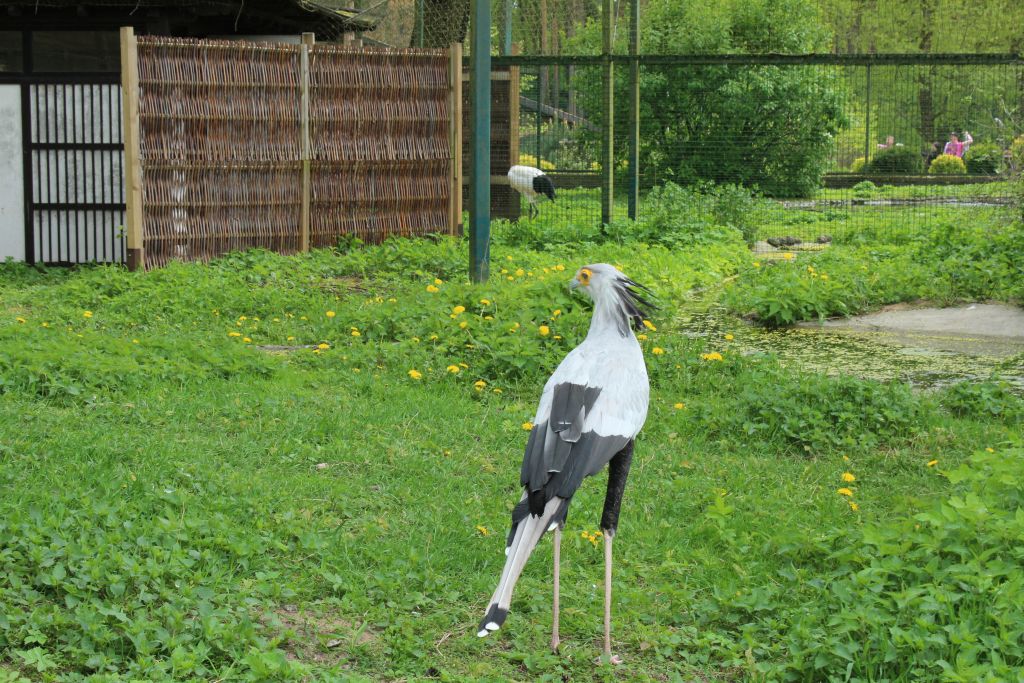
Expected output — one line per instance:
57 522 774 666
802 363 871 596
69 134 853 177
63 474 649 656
119 26 144 270
601 0 614 227
300 32 315 252
449 42 463 235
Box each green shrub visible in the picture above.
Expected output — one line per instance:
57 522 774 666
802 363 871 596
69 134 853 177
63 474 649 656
865 146 922 174
928 153 966 174
851 180 877 197
963 141 1002 174
747 446 1024 680
939 379 1024 420
849 156 866 173
711 362 924 451
1010 134 1024 171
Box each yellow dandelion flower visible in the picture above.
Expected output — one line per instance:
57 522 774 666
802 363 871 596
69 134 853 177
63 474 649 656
538 325 550 336
674 402 685 410
459 362 469 368
429 334 439 341
83 311 93 318
459 321 468 329
243 337 252 343
637 333 648 341
480 299 491 305
351 329 361 337
927 459 938 467
849 502 860 512
228 331 241 337
388 297 397 303
484 315 494 320
841 472 856 483
434 278 443 285
408 369 423 380
426 285 439 293
492 388 503 394
452 305 466 315
474 380 486 390
15 317 26 324
701 352 724 361
476 525 489 536
132 339 139 344
447 365 460 374
553 309 562 317
753 261 761 268
300 316 308 321
326 311 336 318
842 455 850 462
554 264 565 271
985 447 995 453
652 347 665 355
837 488 853 497
41 322 50 328
807 266 815 273
642 319 656 331
782 252 795 260
515 268 525 277
273 318 280 322
287 336 296 341
522 422 534 431
554 335 562 340
724 333 734 341
821 274 829 280
500 268 508 274
506 276 514 281
318 343 330 350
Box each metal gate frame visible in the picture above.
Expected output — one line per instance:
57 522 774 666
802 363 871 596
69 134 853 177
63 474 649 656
1 28 127 265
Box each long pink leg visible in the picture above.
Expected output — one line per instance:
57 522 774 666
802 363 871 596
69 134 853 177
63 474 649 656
551 526 561 652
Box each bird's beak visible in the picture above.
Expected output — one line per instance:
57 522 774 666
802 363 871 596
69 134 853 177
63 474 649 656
569 278 579 290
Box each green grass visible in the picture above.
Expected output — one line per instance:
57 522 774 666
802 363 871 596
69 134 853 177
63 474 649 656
1 212 1023 680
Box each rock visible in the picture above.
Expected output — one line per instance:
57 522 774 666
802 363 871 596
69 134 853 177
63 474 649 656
816 234 833 244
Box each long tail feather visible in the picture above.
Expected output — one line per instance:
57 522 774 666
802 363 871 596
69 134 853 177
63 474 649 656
477 496 565 637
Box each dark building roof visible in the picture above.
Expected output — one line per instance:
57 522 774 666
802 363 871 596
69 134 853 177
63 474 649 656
1 0 379 39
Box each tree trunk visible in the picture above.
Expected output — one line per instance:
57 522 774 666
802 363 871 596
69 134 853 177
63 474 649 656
916 0 936 153
412 0 470 48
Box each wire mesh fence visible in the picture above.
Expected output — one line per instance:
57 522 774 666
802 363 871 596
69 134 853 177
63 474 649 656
490 56 1024 247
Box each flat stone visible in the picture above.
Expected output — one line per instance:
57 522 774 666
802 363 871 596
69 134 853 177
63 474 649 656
815 303 1024 338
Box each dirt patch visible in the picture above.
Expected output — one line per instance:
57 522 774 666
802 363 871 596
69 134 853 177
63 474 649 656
315 276 367 297
261 603 375 666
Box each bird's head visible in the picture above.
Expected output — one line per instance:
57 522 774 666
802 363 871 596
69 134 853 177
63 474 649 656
570 264 655 334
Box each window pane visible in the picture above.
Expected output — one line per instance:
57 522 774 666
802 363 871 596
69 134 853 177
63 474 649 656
32 31 119 73
0 31 22 73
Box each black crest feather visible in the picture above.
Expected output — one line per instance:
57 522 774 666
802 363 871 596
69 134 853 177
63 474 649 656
614 276 656 332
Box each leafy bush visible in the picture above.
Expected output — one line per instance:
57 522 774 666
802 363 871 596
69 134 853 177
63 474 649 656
851 180 877 197
1010 134 1024 171
939 379 1024 420
849 156 866 173
741 446 1024 680
928 153 966 174
963 141 1002 174
865 145 922 174
708 360 924 451
517 153 556 171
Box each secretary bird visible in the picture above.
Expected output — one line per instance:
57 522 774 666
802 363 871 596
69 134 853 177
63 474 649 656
477 263 652 663
508 164 556 219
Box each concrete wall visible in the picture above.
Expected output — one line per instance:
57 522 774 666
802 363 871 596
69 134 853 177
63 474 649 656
0 85 25 261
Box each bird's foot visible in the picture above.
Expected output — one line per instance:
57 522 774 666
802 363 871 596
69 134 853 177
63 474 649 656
550 635 560 653
595 653 623 665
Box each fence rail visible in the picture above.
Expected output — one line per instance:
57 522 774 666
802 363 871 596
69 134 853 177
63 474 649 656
122 30 459 269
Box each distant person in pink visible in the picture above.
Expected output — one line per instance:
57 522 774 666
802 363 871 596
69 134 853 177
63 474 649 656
943 131 973 158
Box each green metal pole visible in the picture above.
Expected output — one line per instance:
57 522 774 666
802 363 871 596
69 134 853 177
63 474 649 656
864 64 871 165
502 0 512 55
601 0 614 226
469 0 491 283
627 0 639 220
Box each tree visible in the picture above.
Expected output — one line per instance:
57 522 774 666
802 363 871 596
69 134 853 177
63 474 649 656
569 0 847 197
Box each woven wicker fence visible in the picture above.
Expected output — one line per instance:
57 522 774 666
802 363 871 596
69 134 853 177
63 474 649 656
126 33 458 269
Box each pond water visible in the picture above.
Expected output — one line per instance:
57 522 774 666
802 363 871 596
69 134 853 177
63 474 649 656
677 305 1024 391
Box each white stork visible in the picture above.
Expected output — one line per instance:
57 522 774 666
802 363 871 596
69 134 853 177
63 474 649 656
477 263 652 663
508 165 556 219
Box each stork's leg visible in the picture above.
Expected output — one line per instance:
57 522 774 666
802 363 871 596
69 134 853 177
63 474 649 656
597 441 634 665
551 525 561 653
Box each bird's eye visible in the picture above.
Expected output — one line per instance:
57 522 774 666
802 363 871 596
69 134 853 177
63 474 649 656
577 268 592 286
